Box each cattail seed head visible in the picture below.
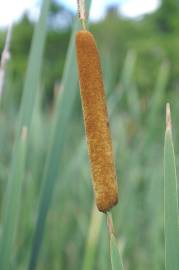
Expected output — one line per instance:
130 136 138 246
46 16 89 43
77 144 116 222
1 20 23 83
76 30 118 212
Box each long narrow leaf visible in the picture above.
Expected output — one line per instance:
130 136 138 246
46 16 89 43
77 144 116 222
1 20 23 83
164 103 179 270
82 204 103 270
107 213 124 270
0 128 28 269
148 62 170 128
110 234 124 270
18 0 51 129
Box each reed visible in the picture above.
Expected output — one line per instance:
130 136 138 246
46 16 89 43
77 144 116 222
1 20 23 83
164 103 179 270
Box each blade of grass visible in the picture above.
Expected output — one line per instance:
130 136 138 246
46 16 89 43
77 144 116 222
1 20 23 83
121 50 136 91
108 50 136 116
107 212 124 270
141 62 170 154
148 62 170 129
110 234 124 270
0 0 51 268
81 203 103 270
28 1 92 269
98 218 110 270
164 103 179 270
0 127 28 270
18 0 51 129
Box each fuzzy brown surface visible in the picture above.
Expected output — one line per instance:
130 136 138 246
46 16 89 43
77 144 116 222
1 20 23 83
76 30 118 212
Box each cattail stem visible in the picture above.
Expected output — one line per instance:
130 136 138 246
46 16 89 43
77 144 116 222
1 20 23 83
77 0 87 30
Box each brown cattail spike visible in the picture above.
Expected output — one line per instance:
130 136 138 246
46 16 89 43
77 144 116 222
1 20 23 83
76 30 118 212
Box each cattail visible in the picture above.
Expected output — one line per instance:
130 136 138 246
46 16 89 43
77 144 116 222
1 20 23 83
76 30 118 212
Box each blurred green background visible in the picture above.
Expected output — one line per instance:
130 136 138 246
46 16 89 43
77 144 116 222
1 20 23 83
0 0 179 269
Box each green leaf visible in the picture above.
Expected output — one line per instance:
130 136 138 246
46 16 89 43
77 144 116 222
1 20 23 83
81 204 103 270
148 61 170 129
110 234 124 270
0 128 28 270
108 50 136 116
107 212 124 270
164 103 179 270
18 0 51 129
